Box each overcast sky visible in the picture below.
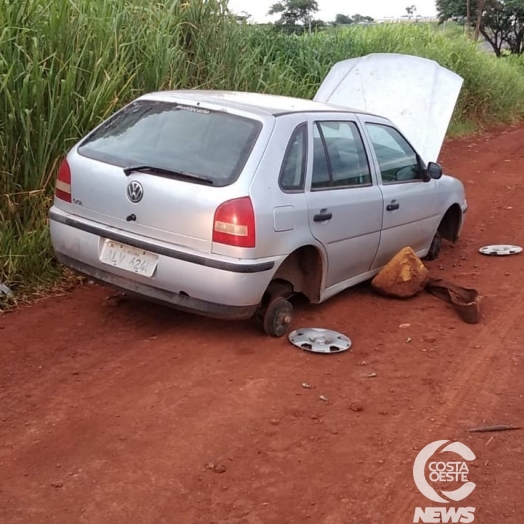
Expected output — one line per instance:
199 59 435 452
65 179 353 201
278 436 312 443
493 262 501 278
228 0 438 22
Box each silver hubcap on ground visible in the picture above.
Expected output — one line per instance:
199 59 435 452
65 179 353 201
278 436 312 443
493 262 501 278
479 244 522 256
288 328 352 354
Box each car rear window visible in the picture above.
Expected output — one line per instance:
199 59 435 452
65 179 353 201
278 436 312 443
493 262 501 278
77 100 262 186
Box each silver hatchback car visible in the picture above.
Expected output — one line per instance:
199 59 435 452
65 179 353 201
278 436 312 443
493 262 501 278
50 54 467 336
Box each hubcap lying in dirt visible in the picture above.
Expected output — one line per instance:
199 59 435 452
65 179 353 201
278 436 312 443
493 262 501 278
479 244 522 256
288 328 352 354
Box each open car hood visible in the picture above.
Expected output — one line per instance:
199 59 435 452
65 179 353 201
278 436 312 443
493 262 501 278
314 53 463 163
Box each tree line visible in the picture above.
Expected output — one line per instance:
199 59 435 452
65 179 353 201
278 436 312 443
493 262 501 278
238 0 523 57
252 0 375 32
437 0 524 56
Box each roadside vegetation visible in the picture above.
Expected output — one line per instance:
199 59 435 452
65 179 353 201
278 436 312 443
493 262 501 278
2 0 524 302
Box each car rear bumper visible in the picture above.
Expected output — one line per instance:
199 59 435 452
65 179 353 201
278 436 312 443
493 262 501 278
49 207 280 320
55 253 257 320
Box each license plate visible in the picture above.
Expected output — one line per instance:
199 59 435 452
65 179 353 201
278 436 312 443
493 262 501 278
100 240 158 278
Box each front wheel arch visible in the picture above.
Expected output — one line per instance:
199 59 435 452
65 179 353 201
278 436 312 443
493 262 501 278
424 204 462 261
438 204 463 243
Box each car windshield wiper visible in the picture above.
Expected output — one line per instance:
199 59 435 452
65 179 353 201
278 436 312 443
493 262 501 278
123 165 214 185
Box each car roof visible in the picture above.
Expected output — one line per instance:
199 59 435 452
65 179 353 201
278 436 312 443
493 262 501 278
139 90 378 118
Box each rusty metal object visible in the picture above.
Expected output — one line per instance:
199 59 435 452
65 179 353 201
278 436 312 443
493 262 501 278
426 278 481 324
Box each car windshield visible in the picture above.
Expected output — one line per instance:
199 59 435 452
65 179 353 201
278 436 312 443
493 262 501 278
77 100 262 186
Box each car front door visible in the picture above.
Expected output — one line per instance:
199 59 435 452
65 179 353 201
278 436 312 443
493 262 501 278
359 116 442 270
306 117 383 291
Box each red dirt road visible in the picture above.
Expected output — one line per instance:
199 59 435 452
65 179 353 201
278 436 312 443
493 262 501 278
1 126 524 524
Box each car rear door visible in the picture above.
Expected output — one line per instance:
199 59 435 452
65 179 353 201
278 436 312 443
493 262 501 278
305 115 383 290
359 115 441 269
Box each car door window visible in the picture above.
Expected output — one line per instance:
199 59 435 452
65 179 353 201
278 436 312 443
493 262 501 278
311 121 371 190
279 124 307 192
366 124 421 184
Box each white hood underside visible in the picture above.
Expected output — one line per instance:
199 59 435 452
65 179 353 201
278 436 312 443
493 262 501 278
314 53 464 164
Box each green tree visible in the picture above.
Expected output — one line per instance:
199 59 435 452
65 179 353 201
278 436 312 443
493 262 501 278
406 5 417 18
235 11 251 23
268 0 319 32
311 19 326 30
352 13 374 24
334 14 354 25
436 0 524 55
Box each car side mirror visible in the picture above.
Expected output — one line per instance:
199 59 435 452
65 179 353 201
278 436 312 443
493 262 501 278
427 162 443 180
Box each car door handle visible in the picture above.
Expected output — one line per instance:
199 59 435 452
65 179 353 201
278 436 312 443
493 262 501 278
314 210 333 222
386 203 400 211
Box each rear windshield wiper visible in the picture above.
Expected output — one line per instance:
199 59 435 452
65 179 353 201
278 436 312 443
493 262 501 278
123 165 214 185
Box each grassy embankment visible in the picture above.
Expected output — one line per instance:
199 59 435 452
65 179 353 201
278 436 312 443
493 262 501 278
2 0 524 303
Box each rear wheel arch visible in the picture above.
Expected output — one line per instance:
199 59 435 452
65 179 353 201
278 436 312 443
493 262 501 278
268 246 324 303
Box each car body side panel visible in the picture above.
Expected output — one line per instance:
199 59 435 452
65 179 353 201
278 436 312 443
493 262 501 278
356 114 442 268
247 114 325 261
304 114 383 289
372 183 442 267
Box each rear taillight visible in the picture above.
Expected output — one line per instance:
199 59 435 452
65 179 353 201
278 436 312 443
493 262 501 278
213 197 256 248
55 159 72 203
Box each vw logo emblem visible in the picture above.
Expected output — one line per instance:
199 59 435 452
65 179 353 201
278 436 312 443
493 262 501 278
126 181 143 203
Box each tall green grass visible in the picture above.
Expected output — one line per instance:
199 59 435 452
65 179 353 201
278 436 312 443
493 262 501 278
246 25 524 124
1 0 253 294
1 1 524 298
